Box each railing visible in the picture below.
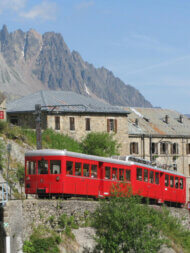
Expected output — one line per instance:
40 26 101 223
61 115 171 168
0 182 8 206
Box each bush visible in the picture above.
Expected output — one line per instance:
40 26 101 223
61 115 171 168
0 121 7 133
92 188 164 253
81 132 119 157
42 129 82 153
23 226 61 253
58 213 78 238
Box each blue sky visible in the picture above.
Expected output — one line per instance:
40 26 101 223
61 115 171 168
0 0 190 113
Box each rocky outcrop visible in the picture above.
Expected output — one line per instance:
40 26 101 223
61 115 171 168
0 25 152 107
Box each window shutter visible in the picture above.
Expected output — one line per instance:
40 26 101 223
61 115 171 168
114 119 117 133
136 143 139 154
170 144 173 154
107 119 110 132
130 143 133 154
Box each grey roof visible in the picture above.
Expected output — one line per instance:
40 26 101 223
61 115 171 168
7 90 129 115
126 107 190 137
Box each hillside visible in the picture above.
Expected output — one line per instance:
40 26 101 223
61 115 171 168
0 25 152 107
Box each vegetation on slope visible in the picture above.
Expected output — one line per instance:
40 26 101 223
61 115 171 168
93 185 190 253
0 121 119 156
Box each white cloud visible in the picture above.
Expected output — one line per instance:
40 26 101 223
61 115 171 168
75 1 94 10
0 0 26 13
20 1 57 20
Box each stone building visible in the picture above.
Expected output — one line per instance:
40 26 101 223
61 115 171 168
6 90 130 154
0 97 6 121
126 107 190 201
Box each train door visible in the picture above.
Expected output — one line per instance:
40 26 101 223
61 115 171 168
74 161 86 195
159 172 165 203
36 158 51 194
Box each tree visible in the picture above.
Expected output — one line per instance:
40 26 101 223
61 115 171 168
92 186 163 253
81 132 119 157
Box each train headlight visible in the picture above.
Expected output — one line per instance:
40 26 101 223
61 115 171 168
56 176 60 181
26 176 30 180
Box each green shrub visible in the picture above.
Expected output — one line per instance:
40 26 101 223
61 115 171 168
0 121 7 133
42 129 82 152
23 226 61 253
81 132 119 157
58 213 78 238
92 188 164 253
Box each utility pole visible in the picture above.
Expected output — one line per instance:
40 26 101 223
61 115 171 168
35 104 42 150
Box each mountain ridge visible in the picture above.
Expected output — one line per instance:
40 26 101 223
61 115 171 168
0 25 152 107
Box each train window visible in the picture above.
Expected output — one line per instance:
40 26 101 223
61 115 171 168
105 167 111 179
165 175 169 187
144 169 148 182
126 169 131 181
136 168 142 181
66 161 73 175
38 160 48 174
27 161 36 175
75 163 82 176
170 176 174 188
149 171 154 183
83 164 90 177
112 167 117 180
155 172 159 185
175 177 179 188
180 178 183 189
119 169 124 181
50 160 61 174
91 165 97 178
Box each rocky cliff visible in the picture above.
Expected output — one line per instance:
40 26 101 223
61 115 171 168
0 25 152 107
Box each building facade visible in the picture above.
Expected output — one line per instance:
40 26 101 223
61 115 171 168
7 90 130 155
127 107 190 201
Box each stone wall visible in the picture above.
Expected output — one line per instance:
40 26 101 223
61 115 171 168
1 199 99 253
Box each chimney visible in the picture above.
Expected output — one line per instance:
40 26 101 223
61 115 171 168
179 114 183 123
135 118 139 126
165 115 169 124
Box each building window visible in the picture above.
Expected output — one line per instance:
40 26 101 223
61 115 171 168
107 119 117 133
69 117 75 130
160 142 168 154
55 116 60 130
85 118 91 131
10 116 18 125
130 142 139 154
171 143 179 154
186 143 190 154
151 143 158 154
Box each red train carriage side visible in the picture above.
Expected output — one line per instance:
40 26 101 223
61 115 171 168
25 149 186 205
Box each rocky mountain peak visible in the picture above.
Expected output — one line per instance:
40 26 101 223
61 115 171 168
0 25 152 108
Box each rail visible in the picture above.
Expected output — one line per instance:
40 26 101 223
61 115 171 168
0 182 8 206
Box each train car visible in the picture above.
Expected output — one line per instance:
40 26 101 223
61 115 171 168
25 149 186 205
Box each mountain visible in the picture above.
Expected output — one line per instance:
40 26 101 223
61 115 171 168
0 25 152 107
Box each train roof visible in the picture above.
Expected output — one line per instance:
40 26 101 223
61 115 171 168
25 149 185 177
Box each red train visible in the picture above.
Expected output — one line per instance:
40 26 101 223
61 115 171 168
25 149 186 205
